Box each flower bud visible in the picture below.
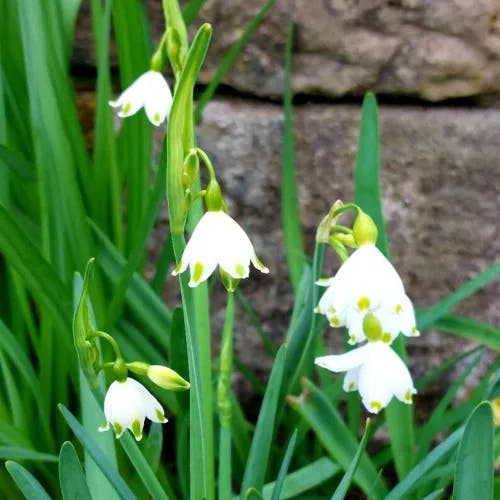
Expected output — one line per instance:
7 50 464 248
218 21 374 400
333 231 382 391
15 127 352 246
166 27 185 77
316 200 344 243
126 361 150 376
147 365 190 391
353 210 378 246
182 150 199 191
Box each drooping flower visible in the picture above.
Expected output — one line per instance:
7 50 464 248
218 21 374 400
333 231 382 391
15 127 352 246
316 244 419 344
172 210 269 287
315 341 416 414
98 377 167 440
109 70 172 126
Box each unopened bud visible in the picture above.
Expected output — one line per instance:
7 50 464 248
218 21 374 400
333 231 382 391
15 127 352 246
126 361 150 376
363 313 382 342
147 365 190 391
353 210 378 246
182 150 199 190
166 27 184 77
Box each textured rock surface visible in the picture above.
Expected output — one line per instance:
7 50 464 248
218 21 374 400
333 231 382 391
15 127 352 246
193 98 499 390
73 0 500 101
192 0 500 100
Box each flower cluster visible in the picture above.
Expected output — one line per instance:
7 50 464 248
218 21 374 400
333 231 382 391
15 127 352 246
314 208 418 414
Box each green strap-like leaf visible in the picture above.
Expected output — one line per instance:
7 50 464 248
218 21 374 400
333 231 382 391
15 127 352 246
58 404 135 500
270 429 297 500
240 345 287 498
59 441 92 500
5 461 52 500
452 401 494 500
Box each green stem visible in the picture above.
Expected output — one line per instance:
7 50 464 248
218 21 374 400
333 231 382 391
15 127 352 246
217 292 235 500
92 331 122 360
171 234 215 500
196 148 217 181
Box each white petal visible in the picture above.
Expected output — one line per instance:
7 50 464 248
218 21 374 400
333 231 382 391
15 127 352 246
103 379 145 431
316 278 350 326
345 308 367 344
343 367 360 392
132 380 167 423
188 255 218 287
143 71 172 126
109 72 151 117
357 356 394 413
315 344 371 373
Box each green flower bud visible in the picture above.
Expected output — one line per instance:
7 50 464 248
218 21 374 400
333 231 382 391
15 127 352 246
182 149 199 191
353 210 378 246
316 200 344 243
147 365 190 391
166 27 184 77
126 361 150 376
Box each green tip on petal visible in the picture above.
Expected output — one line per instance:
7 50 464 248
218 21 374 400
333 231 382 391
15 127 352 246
122 102 132 115
404 390 413 403
347 382 356 391
235 263 246 278
191 261 204 284
330 317 340 327
357 296 370 311
253 254 269 273
98 422 109 432
131 420 143 441
112 422 124 438
156 409 168 423
153 112 160 124
382 332 392 344
395 304 403 314
370 401 382 413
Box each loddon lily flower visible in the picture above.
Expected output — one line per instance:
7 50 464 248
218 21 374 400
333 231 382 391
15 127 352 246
109 70 172 126
172 210 269 287
98 377 167 440
315 340 416 414
316 243 419 344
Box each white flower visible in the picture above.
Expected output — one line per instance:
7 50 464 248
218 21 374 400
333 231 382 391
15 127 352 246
315 341 416 413
109 70 172 126
316 244 419 344
172 210 269 287
98 378 167 440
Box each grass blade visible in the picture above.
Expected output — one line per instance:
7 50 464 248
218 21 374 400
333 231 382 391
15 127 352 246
262 457 340 500
281 22 305 292
270 429 297 500
0 448 57 462
331 419 371 500
58 404 135 500
289 378 386 499
59 441 92 500
386 426 464 500
5 461 51 500
240 345 287 498
452 401 494 499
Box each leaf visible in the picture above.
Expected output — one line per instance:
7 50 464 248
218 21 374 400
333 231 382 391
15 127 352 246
432 313 500 351
281 22 305 292
240 345 287 497
261 457 340 500
289 379 386 499
182 0 208 25
0 447 58 462
331 419 372 500
59 441 92 500
452 401 494 500
270 429 297 500
385 426 464 500
58 404 135 500
0 144 36 181
119 433 170 500
5 461 51 500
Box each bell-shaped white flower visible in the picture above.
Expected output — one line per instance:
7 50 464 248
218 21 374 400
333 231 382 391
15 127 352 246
109 70 172 126
172 210 269 287
98 377 167 440
316 244 419 344
315 341 416 414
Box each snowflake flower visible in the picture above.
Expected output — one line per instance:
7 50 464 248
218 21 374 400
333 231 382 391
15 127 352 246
316 244 419 344
98 378 167 440
315 341 416 414
109 70 172 126
172 210 269 287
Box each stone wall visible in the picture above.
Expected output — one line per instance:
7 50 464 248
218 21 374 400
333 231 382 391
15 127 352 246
74 0 500 401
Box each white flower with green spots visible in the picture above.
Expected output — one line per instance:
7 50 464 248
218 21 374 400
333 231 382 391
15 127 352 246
316 243 419 344
315 341 416 414
109 70 172 126
98 378 167 440
173 210 269 287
